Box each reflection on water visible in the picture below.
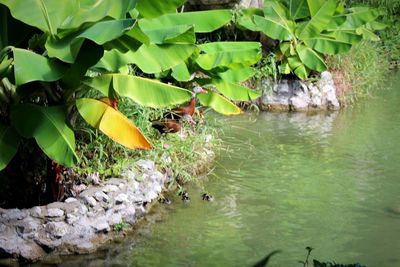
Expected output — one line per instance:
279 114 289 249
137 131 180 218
42 73 400 266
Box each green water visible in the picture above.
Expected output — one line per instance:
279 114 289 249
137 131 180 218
52 73 400 267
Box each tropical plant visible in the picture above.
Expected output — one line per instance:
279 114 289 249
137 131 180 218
237 0 384 79
0 0 261 175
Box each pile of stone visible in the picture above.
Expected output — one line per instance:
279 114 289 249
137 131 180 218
257 71 340 112
0 160 167 262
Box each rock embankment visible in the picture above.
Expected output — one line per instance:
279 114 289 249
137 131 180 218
257 71 340 112
0 160 167 262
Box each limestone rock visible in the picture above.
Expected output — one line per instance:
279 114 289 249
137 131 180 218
94 191 109 203
115 194 128 205
16 218 39 239
1 209 27 221
102 184 119 193
47 208 64 218
30 207 42 218
136 159 155 171
64 197 78 203
66 213 80 225
83 196 97 207
45 222 69 239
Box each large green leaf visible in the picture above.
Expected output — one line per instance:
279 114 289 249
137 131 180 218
12 47 67 86
138 10 232 33
76 98 152 150
306 0 326 16
94 49 132 73
85 74 192 108
60 0 137 29
344 7 380 28
46 19 136 63
135 0 186 18
253 1 295 41
236 8 264 31
10 104 78 166
328 30 362 44
97 43 196 74
0 124 20 171
171 62 191 82
296 44 326 72
356 26 380 41
138 24 196 44
213 80 261 101
299 0 337 39
197 92 241 115
217 67 255 83
303 34 352 54
196 42 261 70
283 0 310 20
288 56 309 79
130 44 196 74
0 0 79 35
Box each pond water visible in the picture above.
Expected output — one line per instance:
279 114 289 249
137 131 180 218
46 72 400 267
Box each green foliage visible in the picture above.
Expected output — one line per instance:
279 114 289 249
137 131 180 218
326 40 389 102
0 0 261 172
113 221 129 232
238 0 383 79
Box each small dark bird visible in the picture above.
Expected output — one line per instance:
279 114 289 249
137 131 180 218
158 196 172 205
180 191 190 202
165 84 207 120
201 193 214 202
152 84 206 134
152 118 182 134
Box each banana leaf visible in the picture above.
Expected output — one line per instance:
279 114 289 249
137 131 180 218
10 104 78 166
12 47 67 86
197 92 241 115
299 0 337 39
196 42 261 70
283 0 310 20
136 0 186 18
84 74 192 108
254 1 295 41
344 7 381 28
0 124 20 170
46 19 136 63
130 44 196 73
138 10 232 33
213 80 261 101
306 0 327 16
171 62 191 82
138 24 196 44
0 0 79 35
296 44 326 72
236 8 264 31
288 56 309 79
217 67 255 83
60 0 137 29
303 34 352 54
76 98 152 150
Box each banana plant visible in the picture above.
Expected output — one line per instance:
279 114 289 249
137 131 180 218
0 0 262 171
95 7 262 115
237 0 383 79
0 0 207 170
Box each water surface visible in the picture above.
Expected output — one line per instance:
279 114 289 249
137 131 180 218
47 73 400 266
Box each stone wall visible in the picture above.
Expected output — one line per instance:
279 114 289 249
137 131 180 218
0 160 172 262
256 71 340 112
